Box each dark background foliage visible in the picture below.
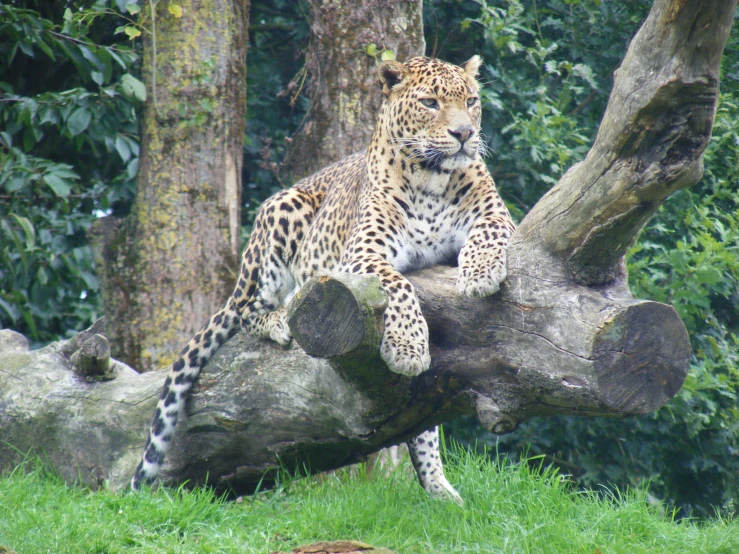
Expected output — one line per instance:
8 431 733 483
1 0 737 517
0 0 139 343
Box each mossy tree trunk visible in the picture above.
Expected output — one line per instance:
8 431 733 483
285 0 425 181
89 0 249 371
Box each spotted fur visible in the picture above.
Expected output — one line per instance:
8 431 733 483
132 56 515 503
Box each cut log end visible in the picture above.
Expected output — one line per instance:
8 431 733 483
70 333 112 378
592 301 690 414
288 273 387 358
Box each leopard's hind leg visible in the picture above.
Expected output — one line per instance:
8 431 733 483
234 188 321 342
408 427 463 505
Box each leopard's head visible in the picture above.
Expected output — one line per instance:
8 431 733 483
378 56 483 171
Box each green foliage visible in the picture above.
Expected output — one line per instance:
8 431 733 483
440 0 739 518
0 0 306 340
0 2 140 345
425 0 652 216
1 450 738 553
242 0 310 237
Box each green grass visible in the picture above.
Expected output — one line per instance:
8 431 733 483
0 446 736 553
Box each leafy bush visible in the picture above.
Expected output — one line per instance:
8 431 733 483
0 0 305 341
0 2 141 345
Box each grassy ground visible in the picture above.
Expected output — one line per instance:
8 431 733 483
0 446 736 554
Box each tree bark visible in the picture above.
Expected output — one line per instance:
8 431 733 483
285 0 425 181
88 0 249 371
1 0 735 495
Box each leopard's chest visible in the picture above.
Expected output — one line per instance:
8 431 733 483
391 194 467 272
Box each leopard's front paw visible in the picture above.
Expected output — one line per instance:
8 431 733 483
244 310 292 346
457 258 507 298
380 330 431 377
268 311 293 347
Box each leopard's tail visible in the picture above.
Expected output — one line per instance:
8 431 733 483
131 298 241 490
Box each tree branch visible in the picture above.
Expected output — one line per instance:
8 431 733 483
514 0 737 285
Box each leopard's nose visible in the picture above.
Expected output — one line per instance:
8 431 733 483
448 125 475 145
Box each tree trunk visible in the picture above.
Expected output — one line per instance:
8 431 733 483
285 0 425 181
1 0 734 495
88 0 249 371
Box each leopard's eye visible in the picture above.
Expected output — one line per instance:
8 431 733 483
419 98 439 109
466 97 479 108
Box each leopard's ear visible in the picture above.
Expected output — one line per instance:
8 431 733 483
461 55 482 79
378 61 409 97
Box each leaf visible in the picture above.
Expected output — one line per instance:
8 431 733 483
380 49 395 61
4 177 28 193
78 44 106 73
18 40 34 58
120 73 147 101
10 214 35 249
22 127 37 152
126 136 140 157
668 250 688 270
17 101 35 126
126 2 141 14
126 157 139 179
38 106 59 126
47 166 79 180
56 41 86 76
91 71 104 85
43 173 72 197
36 38 55 61
115 135 131 162
0 297 20 323
20 307 37 340
124 26 142 39
8 42 18 66
37 265 48 286
168 4 183 18
96 47 114 83
107 48 129 71
80 271 99 290
67 107 91 136
6 226 28 273
695 267 722 286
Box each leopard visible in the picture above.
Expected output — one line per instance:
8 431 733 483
131 55 515 504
